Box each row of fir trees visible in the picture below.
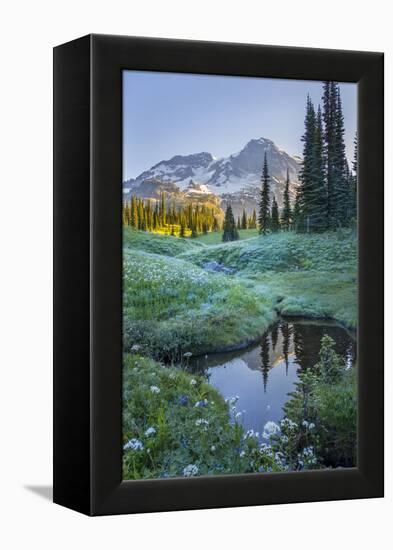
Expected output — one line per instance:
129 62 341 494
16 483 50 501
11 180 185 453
122 194 222 237
123 193 259 240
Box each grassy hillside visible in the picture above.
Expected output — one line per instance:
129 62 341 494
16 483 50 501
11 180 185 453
123 227 203 256
195 228 259 245
179 229 357 273
123 227 357 361
123 247 276 361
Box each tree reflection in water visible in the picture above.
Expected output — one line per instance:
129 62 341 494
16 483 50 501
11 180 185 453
259 318 356 390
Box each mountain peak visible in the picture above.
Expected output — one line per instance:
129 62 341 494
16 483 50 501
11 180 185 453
153 151 213 170
125 137 300 203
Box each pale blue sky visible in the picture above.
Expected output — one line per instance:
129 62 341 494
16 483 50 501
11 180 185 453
123 71 357 181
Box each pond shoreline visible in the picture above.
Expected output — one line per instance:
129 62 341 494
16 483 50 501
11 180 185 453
189 312 356 361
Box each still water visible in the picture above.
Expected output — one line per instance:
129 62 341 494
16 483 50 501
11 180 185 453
191 318 356 437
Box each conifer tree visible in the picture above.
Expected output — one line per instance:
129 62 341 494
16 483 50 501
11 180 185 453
281 168 292 230
292 189 301 231
237 216 241 230
258 152 270 234
160 192 166 227
222 204 239 242
333 87 349 225
131 196 138 228
312 105 327 231
250 209 257 229
241 209 248 230
298 95 316 232
322 81 337 229
271 195 280 232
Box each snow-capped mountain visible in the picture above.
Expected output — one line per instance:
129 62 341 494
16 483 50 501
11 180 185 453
124 137 301 212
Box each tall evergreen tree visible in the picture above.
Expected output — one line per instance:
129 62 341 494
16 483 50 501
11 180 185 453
281 168 292 230
250 209 257 229
241 209 248 229
292 189 301 231
222 204 239 242
271 195 280 232
333 87 350 225
311 105 327 231
131 196 138 228
298 95 317 232
322 81 337 229
258 152 270 234
298 98 327 232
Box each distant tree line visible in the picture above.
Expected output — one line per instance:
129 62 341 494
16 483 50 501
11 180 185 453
124 82 357 242
122 194 221 237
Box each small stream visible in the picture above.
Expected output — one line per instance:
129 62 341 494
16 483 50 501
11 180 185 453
190 318 356 437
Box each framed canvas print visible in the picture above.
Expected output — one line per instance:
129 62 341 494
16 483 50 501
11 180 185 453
53 34 384 516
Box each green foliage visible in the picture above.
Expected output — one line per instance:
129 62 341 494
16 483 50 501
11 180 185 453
123 248 276 362
178 230 357 329
241 208 248 230
258 152 271 234
298 97 327 232
270 195 280 232
315 334 345 383
181 229 357 274
222 204 239 242
123 354 285 479
123 227 203 256
123 192 222 238
271 335 357 469
281 169 292 230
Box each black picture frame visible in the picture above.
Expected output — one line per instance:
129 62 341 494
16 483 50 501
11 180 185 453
53 34 384 516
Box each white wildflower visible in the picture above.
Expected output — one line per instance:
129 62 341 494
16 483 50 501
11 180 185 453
123 438 144 451
150 385 160 394
183 464 199 477
195 418 209 427
190 379 197 386
131 344 141 352
144 427 156 437
262 421 281 440
243 429 259 440
280 418 298 431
